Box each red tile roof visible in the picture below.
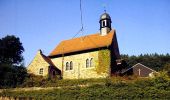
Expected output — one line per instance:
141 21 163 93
40 52 55 66
49 30 115 56
40 52 61 71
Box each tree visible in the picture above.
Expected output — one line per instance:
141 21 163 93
121 53 170 71
0 63 27 88
163 63 170 76
0 35 26 88
0 35 24 65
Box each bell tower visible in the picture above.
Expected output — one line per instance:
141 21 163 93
99 12 112 36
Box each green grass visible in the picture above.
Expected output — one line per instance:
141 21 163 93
1 75 170 100
20 77 107 88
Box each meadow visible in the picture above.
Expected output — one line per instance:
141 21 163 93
1 73 170 100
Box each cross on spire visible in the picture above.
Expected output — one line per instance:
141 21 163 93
103 3 107 13
104 9 106 13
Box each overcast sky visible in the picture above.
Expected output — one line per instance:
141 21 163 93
0 0 170 66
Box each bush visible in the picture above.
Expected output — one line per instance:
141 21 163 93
0 64 27 88
1 74 170 99
21 75 106 88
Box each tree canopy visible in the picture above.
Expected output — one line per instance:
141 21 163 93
121 53 170 71
0 35 24 65
0 35 27 88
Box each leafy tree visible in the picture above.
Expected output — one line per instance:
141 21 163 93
0 35 24 65
0 35 27 88
0 63 27 88
121 53 170 71
163 63 170 76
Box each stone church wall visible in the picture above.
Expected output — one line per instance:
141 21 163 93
51 50 110 79
27 51 49 77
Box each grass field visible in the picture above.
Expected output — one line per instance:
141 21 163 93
0 75 170 100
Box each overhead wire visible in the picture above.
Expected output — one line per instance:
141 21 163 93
72 0 84 39
71 0 104 51
80 0 84 32
61 0 110 77
63 0 85 74
72 28 83 39
72 0 102 49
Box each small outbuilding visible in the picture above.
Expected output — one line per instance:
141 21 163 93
121 63 158 77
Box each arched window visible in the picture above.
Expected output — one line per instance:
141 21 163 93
86 59 89 68
39 68 43 75
70 61 73 70
102 21 105 27
90 58 93 67
107 21 110 27
66 62 69 70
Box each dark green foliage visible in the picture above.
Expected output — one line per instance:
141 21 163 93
0 63 27 88
0 35 27 88
1 76 170 99
121 53 170 71
21 76 106 87
96 49 110 74
163 63 170 76
0 35 24 65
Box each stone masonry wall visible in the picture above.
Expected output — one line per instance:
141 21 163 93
51 50 110 79
27 51 49 77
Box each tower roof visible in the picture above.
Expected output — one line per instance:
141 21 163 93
100 13 111 20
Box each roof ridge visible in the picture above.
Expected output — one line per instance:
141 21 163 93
121 63 157 74
49 30 115 56
61 32 100 42
56 29 115 43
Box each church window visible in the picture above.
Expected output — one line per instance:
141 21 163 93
66 62 69 70
39 68 43 75
86 59 89 68
90 58 93 67
70 61 73 70
107 21 110 27
103 21 105 27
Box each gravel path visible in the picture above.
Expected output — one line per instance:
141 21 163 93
0 84 90 93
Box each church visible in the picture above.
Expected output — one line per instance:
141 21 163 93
27 12 122 79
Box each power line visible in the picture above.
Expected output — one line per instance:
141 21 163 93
72 0 84 39
72 28 83 39
80 0 84 31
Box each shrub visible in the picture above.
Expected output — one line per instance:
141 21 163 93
2 73 170 99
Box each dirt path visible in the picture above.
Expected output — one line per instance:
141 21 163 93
0 84 90 93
